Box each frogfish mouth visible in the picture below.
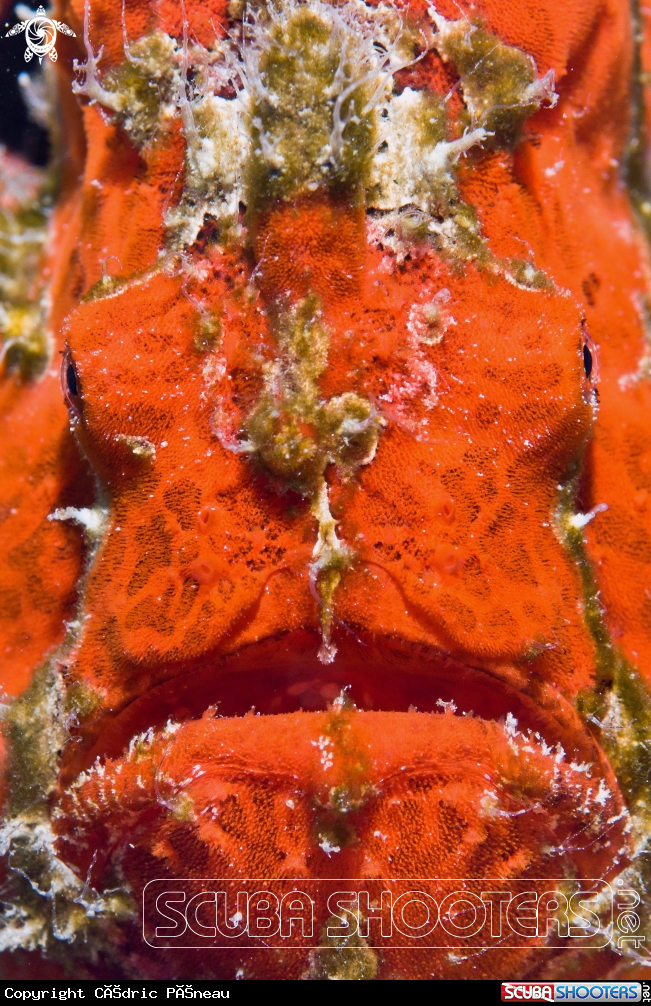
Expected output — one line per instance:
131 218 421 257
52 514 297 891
1 0 651 982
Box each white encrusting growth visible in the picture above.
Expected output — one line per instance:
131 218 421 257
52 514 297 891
0 817 128 951
368 86 489 212
568 503 608 529
72 0 123 113
377 288 455 435
167 80 249 246
115 432 157 459
69 0 557 295
318 835 341 856
309 480 353 664
239 1 413 169
1 465 113 950
48 505 109 538
167 0 417 243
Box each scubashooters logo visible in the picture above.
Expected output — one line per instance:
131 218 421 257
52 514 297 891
4 5 75 64
144 878 615 950
501 985 645 1002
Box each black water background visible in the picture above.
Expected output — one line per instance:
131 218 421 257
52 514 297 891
0 13 51 166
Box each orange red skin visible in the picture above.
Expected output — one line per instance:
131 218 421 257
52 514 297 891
0 149 89 702
56 706 626 981
0 0 651 980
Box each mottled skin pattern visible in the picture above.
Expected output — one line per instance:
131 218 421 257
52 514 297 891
1 0 651 981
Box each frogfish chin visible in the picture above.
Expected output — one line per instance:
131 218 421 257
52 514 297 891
1 0 651 982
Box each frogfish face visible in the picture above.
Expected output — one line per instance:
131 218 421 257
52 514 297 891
1 0 651 982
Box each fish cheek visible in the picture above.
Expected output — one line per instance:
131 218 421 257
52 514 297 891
339 276 594 669
61 276 195 487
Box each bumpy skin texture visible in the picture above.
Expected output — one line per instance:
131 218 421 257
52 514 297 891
2 0 651 981
0 150 90 701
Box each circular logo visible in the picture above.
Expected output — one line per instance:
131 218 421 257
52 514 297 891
24 15 57 61
4 6 76 65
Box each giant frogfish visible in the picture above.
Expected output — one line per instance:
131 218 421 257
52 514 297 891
1 0 651 981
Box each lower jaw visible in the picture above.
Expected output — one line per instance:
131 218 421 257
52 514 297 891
2 627 631 981
45 692 628 982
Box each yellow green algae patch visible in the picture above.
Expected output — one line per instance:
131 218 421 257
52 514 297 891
556 471 651 960
244 2 386 209
307 916 379 980
245 297 382 496
240 297 382 660
0 490 124 955
430 11 556 147
103 32 179 147
74 29 179 149
0 664 131 957
556 471 616 691
366 9 554 280
311 692 376 852
0 153 51 381
4 663 67 816
305 695 379 980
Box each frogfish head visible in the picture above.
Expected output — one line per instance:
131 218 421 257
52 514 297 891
3 0 650 981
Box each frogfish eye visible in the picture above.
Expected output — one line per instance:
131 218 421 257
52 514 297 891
61 347 82 417
581 327 599 384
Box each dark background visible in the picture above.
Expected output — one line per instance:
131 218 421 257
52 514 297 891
1 12 51 165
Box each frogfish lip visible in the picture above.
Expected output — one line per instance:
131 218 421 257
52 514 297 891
53 632 628 900
64 629 613 788
53 631 628 910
